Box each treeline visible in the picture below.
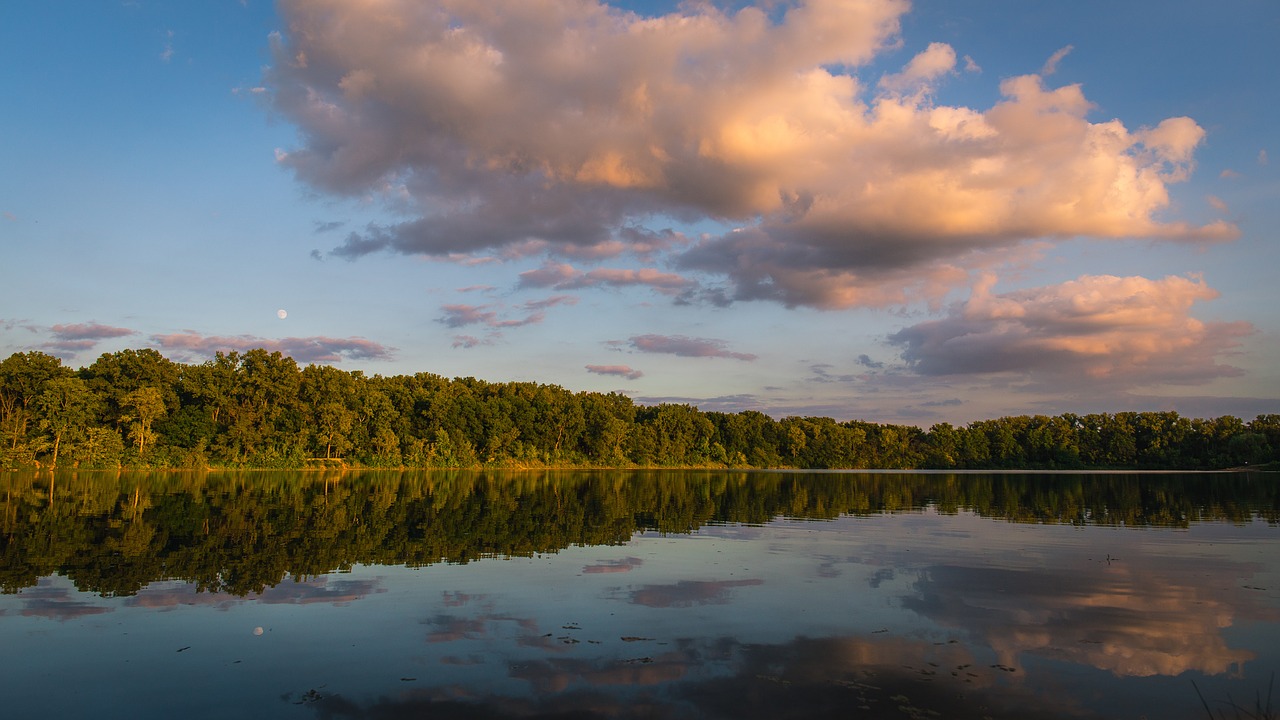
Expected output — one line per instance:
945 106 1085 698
4 470 1277 595
0 348 1276 470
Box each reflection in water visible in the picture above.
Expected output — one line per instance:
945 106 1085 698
0 469 1277 719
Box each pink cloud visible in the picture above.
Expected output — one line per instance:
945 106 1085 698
150 332 394 363
439 297 568 329
50 322 136 340
586 364 643 380
888 273 1253 385
628 334 756 361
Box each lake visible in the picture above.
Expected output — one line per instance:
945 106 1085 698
2 469 1277 719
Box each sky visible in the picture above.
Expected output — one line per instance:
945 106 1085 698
1 0 1277 426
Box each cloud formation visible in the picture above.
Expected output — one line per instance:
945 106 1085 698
888 274 1252 385
627 334 756 361
586 364 643 380
266 0 1232 311
150 332 394 364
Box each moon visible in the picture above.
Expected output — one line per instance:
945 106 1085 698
277 309 288 320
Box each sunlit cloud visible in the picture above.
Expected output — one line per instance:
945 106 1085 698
266 0 1232 311
628 334 756 361
888 273 1253 385
1040 44 1073 76
586 364 643 380
150 331 395 363
20 321 141 357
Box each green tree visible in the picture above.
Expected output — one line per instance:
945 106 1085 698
35 376 100 466
0 351 70 455
121 387 167 457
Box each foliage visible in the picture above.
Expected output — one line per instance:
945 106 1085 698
0 349 1276 470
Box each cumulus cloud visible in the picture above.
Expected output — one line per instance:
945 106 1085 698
888 274 1253 385
628 334 757 361
265 0 1233 310
878 42 956 94
586 364 643 380
150 332 395 364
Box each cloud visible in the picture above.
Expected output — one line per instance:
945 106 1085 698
522 294 578 311
1040 45 1073 76
628 334 756 361
1259 149 1270 166
160 29 174 63
586 364 643 380
1206 195 1228 213
438 296 572 330
1218 169 1240 179
808 363 861 383
264 0 1232 311
887 273 1253 385
50 322 136 341
32 322 138 356
856 354 884 369
150 332 395 363
519 261 693 294
451 335 490 349
962 54 981 73
2 211 16 222
878 42 956 94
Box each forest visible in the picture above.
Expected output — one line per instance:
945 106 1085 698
0 348 1276 471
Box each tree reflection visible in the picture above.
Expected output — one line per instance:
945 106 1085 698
2 470 1277 596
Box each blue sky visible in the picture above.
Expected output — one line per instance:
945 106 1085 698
2 0 1276 425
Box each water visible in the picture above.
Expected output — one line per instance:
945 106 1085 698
2 469 1277 718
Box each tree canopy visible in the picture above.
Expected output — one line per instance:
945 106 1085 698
0 349 1276 470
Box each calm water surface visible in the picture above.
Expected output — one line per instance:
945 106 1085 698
2 470 1277 719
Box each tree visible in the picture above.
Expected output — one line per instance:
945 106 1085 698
0 351 70 453
121 387 167 457
35 377 99 466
